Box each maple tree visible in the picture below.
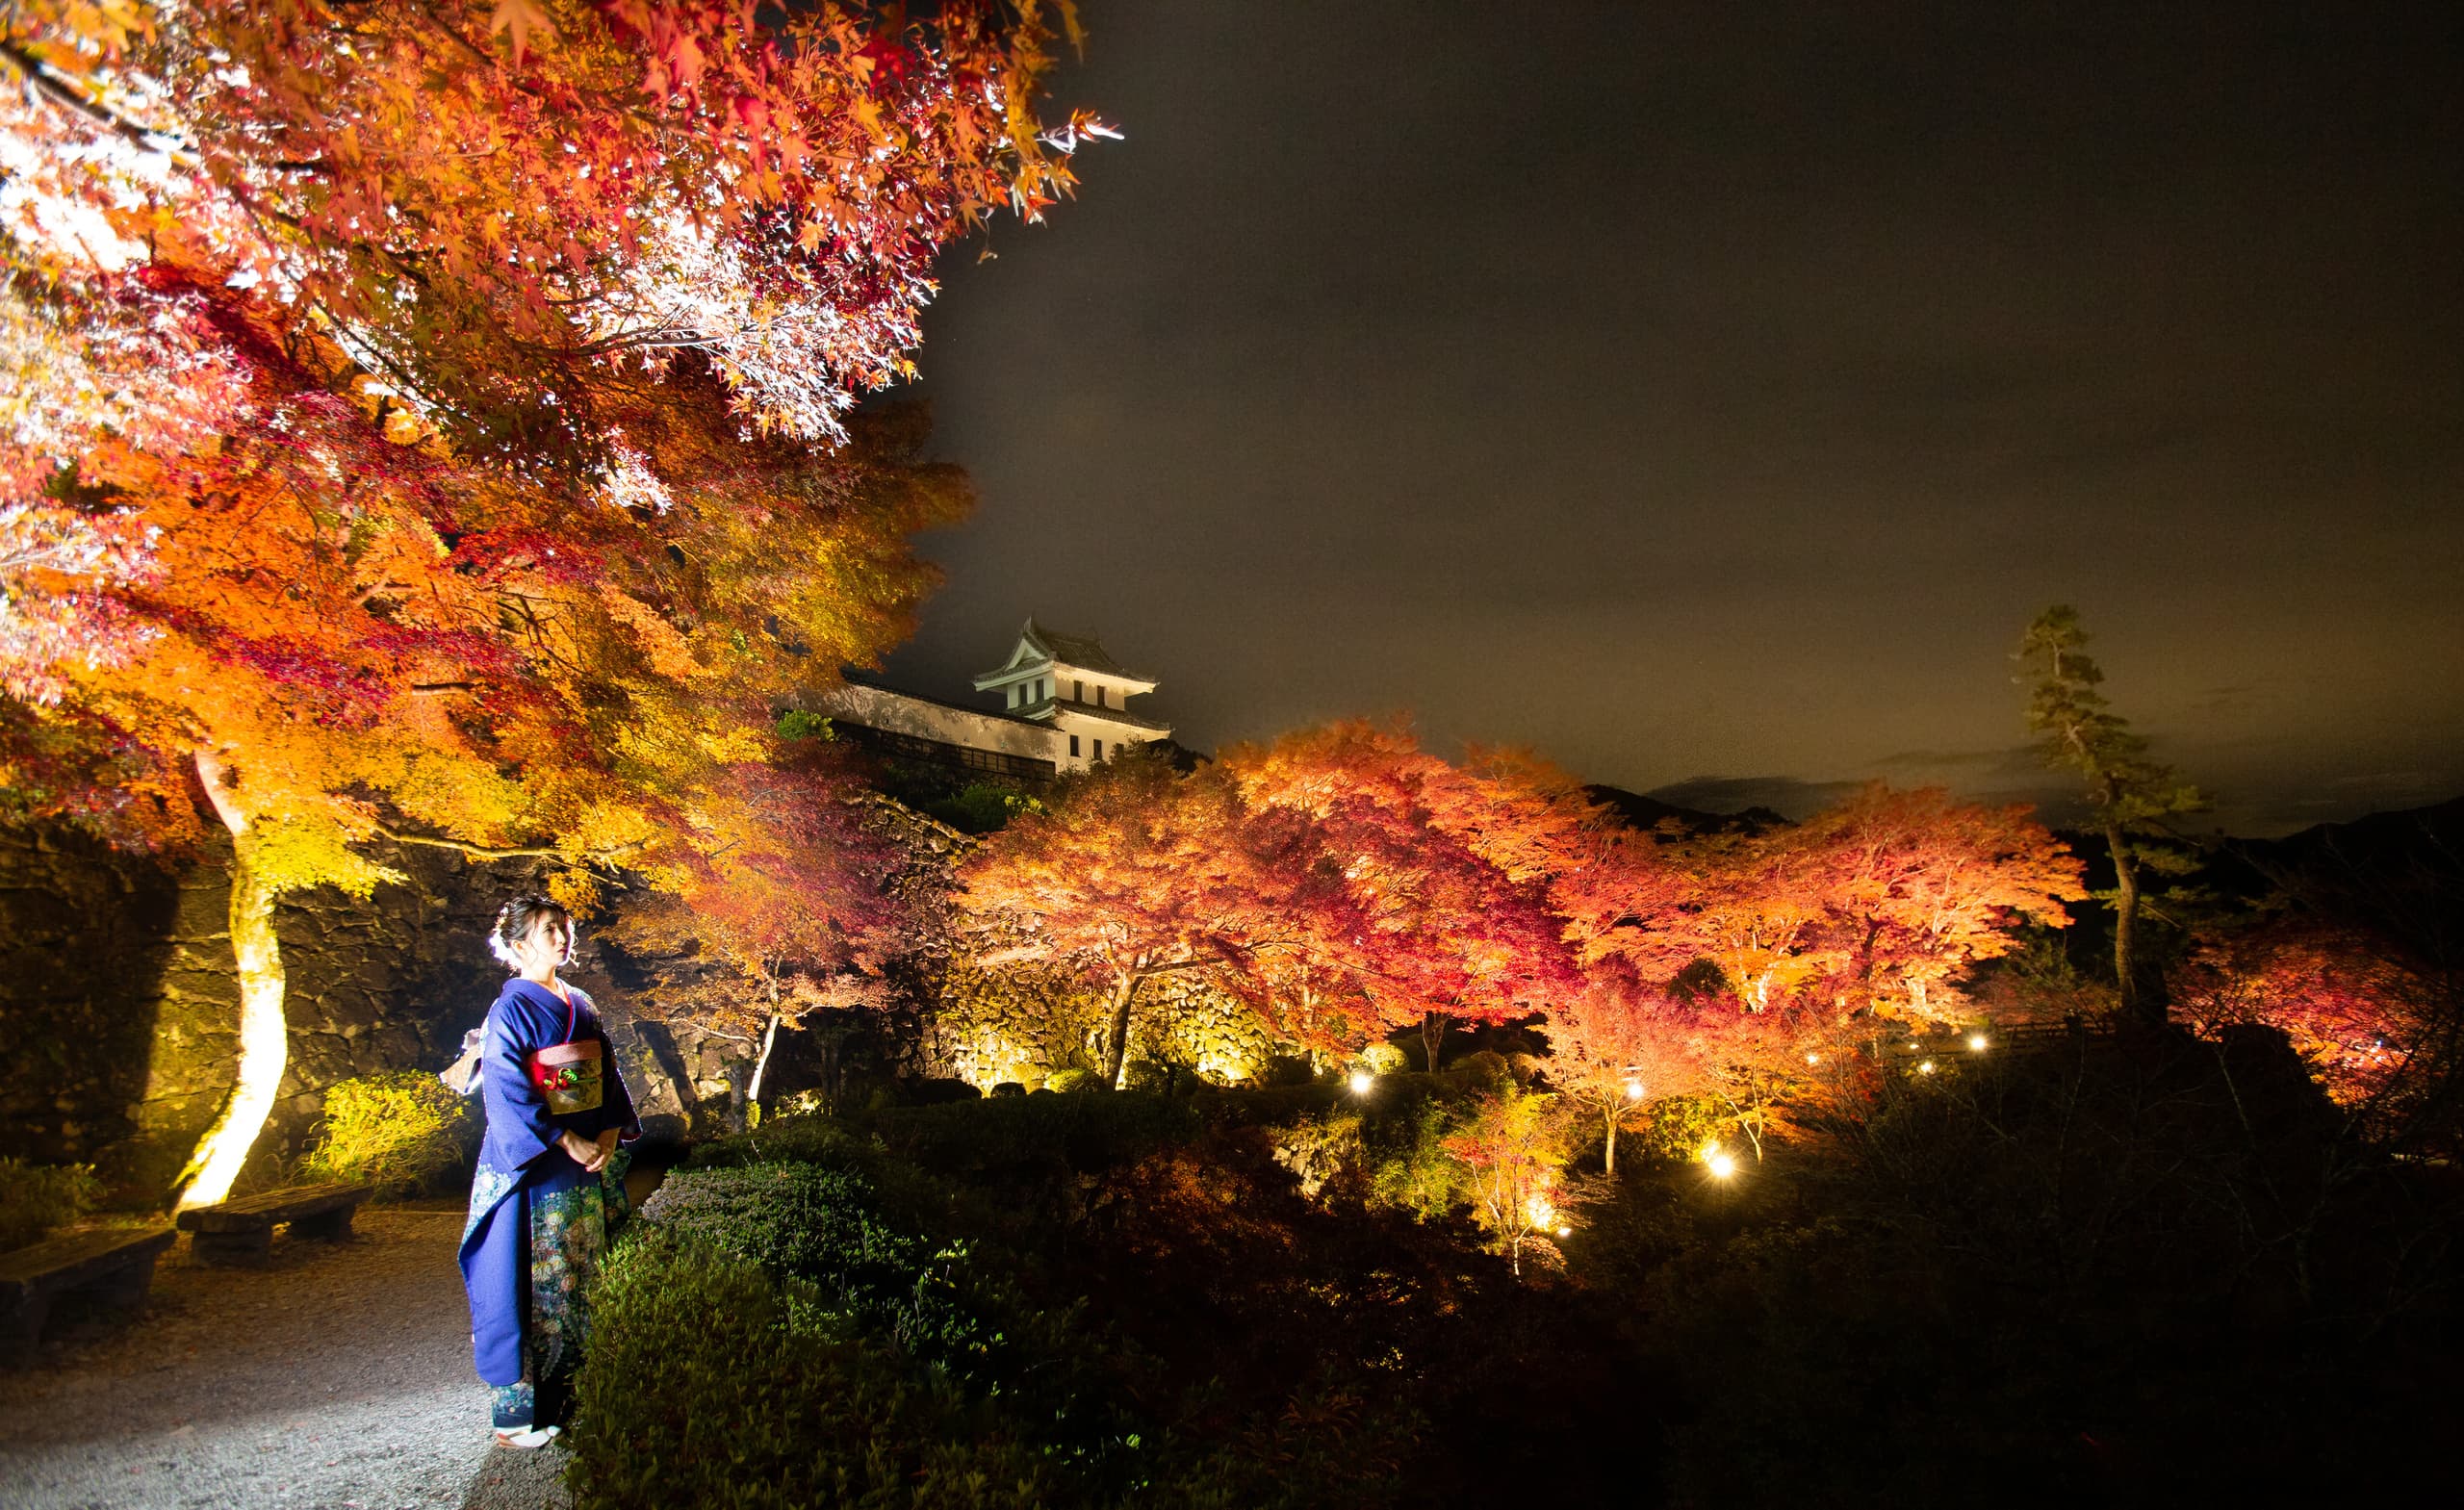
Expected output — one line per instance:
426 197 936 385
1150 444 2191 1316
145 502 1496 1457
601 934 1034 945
2018 605 2207 1025
1542 970 1707 1176
599 753 916 1128
2169 918 2426 1113
959 751 1288 1088
1793 784 2086 1023
1554 784 2080 1161
2 0 1104 482
1221 723 1586 1074
1 2 1098 1203
1441 1078 1573 1277
3 328 978 1204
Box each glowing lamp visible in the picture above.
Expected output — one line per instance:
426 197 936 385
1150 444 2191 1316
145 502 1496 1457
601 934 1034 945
1967 1033 1989 1052
1917 1060 1937 1075
1805 1052 1821 1066
1707 1151 1738 1180
1555 1225 1573 1239
1348 1071 1373 1095
1623 1080 1645 1101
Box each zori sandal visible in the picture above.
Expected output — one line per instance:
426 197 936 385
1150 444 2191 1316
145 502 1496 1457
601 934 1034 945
494 1424 562 1449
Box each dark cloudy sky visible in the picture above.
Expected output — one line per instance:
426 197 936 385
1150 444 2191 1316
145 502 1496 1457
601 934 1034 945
880 0 2464 836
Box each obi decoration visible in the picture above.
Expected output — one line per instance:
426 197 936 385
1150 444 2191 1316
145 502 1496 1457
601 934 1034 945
527 1038 603 1115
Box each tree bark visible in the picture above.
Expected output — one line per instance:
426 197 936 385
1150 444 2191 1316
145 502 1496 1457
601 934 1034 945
1602 1102 1619 1177
174 753 289 1212
745 1010 783 1115
1421 1011 1450 1074
2106 818 2154 1026
1101 976 1142 1088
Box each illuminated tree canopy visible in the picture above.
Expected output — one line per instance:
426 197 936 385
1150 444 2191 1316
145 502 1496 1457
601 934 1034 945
0 0 1101 1205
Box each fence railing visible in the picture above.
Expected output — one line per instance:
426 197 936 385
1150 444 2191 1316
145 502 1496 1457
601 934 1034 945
1872 1017 2117 1062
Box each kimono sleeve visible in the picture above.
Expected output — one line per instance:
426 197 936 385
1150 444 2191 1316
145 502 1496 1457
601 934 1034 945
478 987 561 1171
576 990 643 1142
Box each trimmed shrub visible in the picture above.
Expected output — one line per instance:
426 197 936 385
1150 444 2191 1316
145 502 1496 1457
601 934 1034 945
570 1234 1056 1510
299 1071 475 1190
0 1159 103 1251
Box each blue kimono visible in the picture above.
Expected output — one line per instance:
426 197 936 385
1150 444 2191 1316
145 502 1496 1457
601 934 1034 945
458 977 638 1430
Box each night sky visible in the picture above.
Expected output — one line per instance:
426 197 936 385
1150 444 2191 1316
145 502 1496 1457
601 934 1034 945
880 0 2463 836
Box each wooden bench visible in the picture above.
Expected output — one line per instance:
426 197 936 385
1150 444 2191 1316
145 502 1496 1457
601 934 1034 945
175 1182 374 1265
1 1225 177 1367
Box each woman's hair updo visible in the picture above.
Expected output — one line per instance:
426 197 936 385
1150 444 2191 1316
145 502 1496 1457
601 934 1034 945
490 893 577 969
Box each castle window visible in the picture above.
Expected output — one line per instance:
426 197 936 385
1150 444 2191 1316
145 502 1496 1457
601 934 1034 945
1070 734 1081 757
1095 685 1106 707
1093 739 1105 760
1073 678 1084 702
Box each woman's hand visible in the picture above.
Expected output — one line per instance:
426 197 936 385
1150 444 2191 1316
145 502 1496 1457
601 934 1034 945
595 1127 621 1164
558 1129 608 1172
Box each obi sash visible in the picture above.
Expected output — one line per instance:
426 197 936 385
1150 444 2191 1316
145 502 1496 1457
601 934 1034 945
526 989 603 1115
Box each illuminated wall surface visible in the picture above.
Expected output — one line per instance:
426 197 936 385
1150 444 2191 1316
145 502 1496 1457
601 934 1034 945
921 959 1282 1090
0 824 677 1201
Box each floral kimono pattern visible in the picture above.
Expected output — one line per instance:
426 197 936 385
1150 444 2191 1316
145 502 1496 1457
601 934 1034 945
458 978 640 1433
485 1150 632 1430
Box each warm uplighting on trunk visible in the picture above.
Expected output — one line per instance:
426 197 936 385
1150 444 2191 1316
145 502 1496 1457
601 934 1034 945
175 755 287 1212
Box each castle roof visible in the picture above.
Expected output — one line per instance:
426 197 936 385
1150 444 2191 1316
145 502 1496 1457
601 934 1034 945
975 617 1157 690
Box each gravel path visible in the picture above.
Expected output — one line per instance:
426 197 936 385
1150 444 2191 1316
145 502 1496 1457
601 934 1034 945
0 1210 565 1510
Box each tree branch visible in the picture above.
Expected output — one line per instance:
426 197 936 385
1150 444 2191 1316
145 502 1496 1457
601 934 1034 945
373 823 644 865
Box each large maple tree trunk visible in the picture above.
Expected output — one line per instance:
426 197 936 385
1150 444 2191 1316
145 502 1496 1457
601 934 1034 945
1602 1102 1619 1178
175 754 289 1212
1421 1011 1450 1074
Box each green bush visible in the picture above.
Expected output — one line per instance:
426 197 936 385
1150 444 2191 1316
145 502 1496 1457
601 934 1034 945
1621 1093 1730 1167
774 708 833 741
1044 1067 1101 1093
570 1234 1057 1510
0 1159 103 1251
924 781 1041 834
299 1071 474 1190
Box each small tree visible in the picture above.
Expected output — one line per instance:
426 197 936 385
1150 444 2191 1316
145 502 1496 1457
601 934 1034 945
601 755 911 1128
1442 1079 1572 1277
1545 972 1705 1176
961 752 1276 1087
2017 606 2207 1025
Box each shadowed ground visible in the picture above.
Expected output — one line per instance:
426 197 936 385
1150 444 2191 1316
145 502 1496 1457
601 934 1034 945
0 1209 564 1510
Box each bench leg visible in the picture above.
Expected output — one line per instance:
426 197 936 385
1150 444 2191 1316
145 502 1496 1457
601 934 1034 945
290 1208 357 1242
3 1296 51 1369
98 1254 161 1311
192 1228 273 1266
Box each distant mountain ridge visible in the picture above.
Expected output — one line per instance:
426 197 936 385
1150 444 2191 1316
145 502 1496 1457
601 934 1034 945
1583 783 1785 835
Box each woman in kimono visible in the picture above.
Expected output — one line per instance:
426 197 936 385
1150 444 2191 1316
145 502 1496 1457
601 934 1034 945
458 893 639 1449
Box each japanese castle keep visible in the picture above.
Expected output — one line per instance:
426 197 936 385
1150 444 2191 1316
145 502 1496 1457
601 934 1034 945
822 618 1173 784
